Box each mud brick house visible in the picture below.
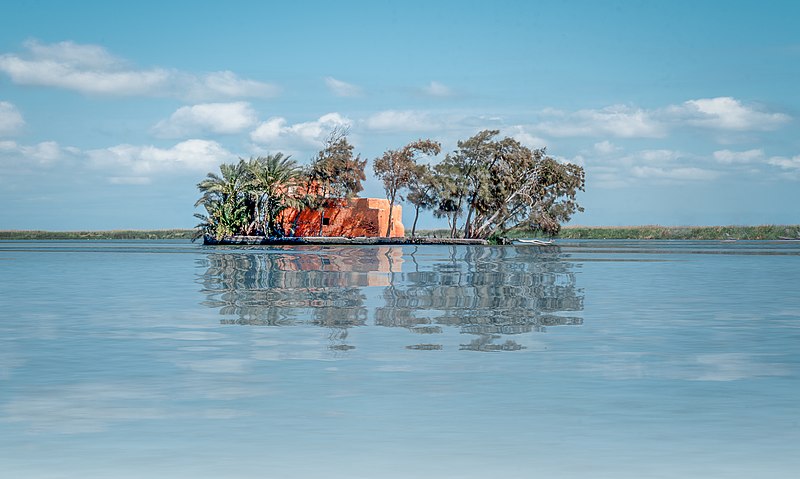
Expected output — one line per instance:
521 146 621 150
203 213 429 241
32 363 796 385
279 198 404 238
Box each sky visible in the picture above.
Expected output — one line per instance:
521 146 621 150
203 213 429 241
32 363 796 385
1 0 799 230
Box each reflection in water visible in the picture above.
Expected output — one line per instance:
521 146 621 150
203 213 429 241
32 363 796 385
199 245 583 351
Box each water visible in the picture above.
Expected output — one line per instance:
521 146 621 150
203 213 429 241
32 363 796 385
1 240 798 478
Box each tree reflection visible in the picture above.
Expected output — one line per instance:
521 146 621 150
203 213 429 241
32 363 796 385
199 245 583 352
199 247 388 350
375 245 583 351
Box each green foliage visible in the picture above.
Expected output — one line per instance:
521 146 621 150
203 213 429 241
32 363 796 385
406 164 440 237
308 127 366 201
194 128 371 239
195 154 304 239
373 139 441 236
427 130 585 239
245 154 303 237
548 224 800 240
0 230 196 240
306 127 367 234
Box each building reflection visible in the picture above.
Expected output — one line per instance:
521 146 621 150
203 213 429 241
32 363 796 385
199 245 583 352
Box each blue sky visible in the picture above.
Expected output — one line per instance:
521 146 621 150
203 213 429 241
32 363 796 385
1 0 798 230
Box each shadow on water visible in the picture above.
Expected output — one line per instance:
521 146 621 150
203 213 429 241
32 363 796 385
198 245 584 352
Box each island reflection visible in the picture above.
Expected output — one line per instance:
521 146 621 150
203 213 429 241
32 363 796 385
198 245 583 351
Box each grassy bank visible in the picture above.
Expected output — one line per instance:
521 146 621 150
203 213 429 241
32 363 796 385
0 229 196 240
410 225 800 240
510 225 800 240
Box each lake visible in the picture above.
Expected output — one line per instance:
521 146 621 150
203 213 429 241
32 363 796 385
1 240 798 478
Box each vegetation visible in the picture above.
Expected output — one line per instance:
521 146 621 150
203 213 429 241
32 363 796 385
194 128 366 240
373 139 441 237
0 230 195 240
193 128 585 241
306 127 367 235
427 130 584 239
503 224 800 240
4 225 798 241
406 164 438 237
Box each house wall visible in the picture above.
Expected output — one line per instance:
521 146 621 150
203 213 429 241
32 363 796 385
280 197 405 238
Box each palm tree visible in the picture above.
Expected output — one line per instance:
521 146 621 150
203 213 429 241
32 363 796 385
195 160 251 238
245 154 303 237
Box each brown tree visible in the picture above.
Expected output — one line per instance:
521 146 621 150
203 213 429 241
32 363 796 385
307 127 367 235
433 130 584 239
373 139 441 237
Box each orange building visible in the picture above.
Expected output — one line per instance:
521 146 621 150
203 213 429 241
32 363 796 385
279 197 405 238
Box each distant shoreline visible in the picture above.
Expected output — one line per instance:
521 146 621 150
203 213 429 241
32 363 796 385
2 225 799 241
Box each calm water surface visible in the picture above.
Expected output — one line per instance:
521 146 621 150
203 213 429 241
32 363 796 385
1 240 798 478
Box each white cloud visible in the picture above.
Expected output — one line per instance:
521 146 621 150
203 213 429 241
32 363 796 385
535 105 667 138
421 81 453 97
0 101 25 135
767 155 800 170
713 149 764 164
87 139 235 176
0 140 68 166
191 71 278 99
508 126 548 149
365 110 436 132
250 112 352 146
324 76 362 97
593 140 620 155
669 97 790 131
525 97 789 141
631 166 720 181
153 102 258 138
638 149 682 164
0 40 277 100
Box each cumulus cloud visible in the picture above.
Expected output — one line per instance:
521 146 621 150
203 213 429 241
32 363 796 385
534 105 667 138
153 102 258 138
191 71 278 99
768 155 800 170
587 148 723 186
669 97 790 131
324 76 362 97
525 97 789 140
712 149 764 164
0 101 25 135
365 110 437 132
0 140 69 166
508 126 548 149
631 166 720 181
0 40 278 99
87 139 235 176
421 81 453 97
250 112 351 146
593 140 620 155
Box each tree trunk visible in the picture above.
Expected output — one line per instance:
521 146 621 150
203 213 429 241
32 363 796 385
385 192 395 237
463 196 475 239
411 205 421 237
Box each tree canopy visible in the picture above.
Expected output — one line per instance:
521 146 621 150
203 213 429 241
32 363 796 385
194 128 584 240
373 139 440 237
430 130 584 239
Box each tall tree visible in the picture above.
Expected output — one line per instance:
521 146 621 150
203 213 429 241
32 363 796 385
245 154 302 237
406 163 439 237
307 127 366 235
195 160 252 238
433 130 584 239
373 139 441 237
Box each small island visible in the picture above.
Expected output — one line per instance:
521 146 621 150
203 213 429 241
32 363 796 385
194 128 585 245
